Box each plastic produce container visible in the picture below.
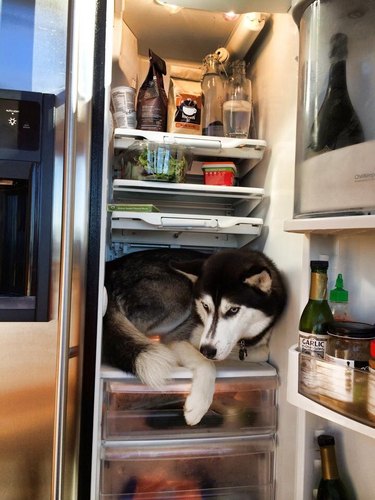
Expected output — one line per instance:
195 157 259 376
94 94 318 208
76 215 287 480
119 140 191 183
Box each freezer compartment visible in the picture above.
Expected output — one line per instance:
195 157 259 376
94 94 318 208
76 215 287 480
298 350 375 428
100 435 275 499
102 362 278 440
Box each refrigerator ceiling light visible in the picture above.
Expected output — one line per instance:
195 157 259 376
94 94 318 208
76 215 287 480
223 11 240 21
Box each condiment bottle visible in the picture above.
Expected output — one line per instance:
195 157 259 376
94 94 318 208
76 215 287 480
201 53 225 137
329 273 350 321
299 260 334 358
298 260 334 396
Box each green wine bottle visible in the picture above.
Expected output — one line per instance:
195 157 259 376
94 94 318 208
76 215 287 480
317 434 350 500
309 32 364 153
299 260 334 358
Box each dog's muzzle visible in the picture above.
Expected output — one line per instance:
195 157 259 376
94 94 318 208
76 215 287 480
200 344 217 360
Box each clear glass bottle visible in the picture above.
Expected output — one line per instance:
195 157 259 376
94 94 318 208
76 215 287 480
223 60 252 138
317 434 350 500
201 53 225 137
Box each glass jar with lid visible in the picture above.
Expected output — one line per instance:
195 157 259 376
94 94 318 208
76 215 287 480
321 321 375 421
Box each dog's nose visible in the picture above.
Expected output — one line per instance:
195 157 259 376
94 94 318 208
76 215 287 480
200 345 217 359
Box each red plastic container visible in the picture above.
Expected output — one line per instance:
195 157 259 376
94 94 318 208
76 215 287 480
202 162 237 186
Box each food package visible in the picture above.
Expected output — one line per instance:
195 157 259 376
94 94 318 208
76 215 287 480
167 65 202 135
136 49 168 131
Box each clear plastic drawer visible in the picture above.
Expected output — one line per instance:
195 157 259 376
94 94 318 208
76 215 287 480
100 435 275 499
102 361 278 439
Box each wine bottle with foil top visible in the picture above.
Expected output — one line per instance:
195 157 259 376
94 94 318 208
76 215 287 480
317 434 350 500
299 260 333 358
309 32 364 154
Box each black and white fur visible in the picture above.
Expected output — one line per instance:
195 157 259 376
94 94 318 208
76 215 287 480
103 248 287 425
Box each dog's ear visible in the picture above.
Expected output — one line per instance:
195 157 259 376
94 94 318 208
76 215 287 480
243 266 272 294
170 259 205 283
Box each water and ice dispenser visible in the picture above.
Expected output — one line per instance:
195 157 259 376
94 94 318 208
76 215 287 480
293 0 375 217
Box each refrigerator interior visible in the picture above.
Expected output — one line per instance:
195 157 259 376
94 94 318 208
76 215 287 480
90 1 375 500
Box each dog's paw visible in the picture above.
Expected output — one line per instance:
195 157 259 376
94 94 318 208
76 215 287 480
183 361 216 426
184 385 214 426
135 343 177 389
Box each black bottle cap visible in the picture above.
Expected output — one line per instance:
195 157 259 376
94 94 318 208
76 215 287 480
310 260 329 270
318 434 335 447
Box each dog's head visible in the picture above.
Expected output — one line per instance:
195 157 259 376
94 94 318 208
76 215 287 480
172 249 287 361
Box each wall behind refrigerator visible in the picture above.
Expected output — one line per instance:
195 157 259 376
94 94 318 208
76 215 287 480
245 13 304 500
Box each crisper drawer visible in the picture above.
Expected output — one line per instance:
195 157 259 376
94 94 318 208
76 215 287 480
100 435 275 500
102 361 278 440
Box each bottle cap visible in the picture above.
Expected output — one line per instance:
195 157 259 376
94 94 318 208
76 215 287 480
329 273 348 302
310 260 329 270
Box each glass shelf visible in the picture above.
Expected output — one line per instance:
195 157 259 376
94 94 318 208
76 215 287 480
284 215 375 234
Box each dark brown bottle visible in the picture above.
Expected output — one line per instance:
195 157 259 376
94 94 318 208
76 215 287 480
310 33 364 153
317 434 350 500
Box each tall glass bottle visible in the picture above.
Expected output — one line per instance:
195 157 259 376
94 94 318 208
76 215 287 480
299 260 334 358
223 60 252 138
317 434 350 500
201 53 225 137
309 32 364 154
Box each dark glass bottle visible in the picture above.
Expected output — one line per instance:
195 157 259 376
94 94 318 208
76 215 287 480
317 434 350 500
299 260 334 358
309 32 364 153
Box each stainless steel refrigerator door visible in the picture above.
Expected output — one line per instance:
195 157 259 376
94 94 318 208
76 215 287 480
0 0 98 498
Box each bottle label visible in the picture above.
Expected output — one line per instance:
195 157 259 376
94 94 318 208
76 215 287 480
299 332 329 394
299 331 328 357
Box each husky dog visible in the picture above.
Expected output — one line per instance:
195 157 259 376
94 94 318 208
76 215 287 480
103 248 287 425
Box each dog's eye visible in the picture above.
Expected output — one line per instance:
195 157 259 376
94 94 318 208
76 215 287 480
201 301 210 312
226 306 240 316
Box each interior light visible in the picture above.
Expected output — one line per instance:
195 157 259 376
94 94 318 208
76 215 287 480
223 11 240 21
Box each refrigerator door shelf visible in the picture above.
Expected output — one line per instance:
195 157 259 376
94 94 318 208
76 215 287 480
287 345 375 439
